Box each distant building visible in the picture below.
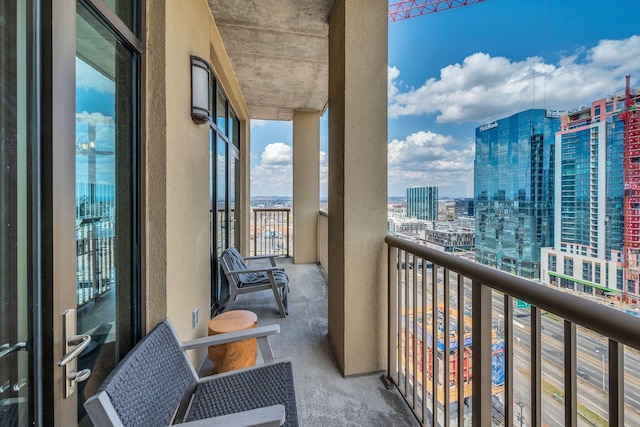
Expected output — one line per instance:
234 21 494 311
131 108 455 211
407 186 438 221
474 109 560 279
388 217 430 235
424 225 474 253
541 90 637 294
454 198 475 217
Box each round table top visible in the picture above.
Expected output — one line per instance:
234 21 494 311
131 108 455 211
208 310 258 334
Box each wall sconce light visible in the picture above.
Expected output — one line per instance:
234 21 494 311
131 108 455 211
190 55 211 124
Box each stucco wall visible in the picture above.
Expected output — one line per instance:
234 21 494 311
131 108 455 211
328 0 388 376
145 0 249 365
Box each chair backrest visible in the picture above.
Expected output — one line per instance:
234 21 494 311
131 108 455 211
220 247 248 287
85 319 198 426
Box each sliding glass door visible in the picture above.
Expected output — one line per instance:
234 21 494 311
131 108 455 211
0 0 36 424
210 78 240 314
74 2 140 422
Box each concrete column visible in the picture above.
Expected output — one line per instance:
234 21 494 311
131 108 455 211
293 110 320 264
238 119 251 256
328 0 388 376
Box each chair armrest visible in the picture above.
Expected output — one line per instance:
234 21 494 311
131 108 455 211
177 405 285 427
244 254 279 267
244 254 279 260
180 324 280 351
226 267 280 274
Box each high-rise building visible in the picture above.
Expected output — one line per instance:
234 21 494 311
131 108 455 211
474 109 560 279
541 87 640 295
406 186 438 220
454 198 475 217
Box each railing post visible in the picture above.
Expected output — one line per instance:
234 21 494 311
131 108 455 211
531 306 542 427
443 268 450 423
253 209 257 256
457 274 465 426
609 339 624 426
564 320 577 427
286 209 290 257
387 244 398 384
505 295 514 427
471 280 492 426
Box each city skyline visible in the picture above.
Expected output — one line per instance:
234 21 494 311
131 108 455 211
250 1 640 198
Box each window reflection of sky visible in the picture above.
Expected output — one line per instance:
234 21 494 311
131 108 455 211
75 57 116 187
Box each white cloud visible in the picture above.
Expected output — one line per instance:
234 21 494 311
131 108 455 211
388 66 400 99
251 143 292 196
261 142 292 165
251 119 268 129
319 150 328 198
389 35 640 123
76 111 115 125
388 131 474 196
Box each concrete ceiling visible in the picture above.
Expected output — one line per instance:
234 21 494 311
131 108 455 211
207 0 335 121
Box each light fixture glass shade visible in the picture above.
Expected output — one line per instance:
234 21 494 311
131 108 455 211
191 56 211 124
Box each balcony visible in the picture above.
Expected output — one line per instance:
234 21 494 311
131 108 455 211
385 235 640 426
219 217 640 426
222 257 419 426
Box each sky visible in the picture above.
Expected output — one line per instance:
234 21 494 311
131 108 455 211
250 0 640 199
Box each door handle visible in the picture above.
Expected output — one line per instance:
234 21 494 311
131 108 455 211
0 342 27 359
67 368 91 383
58 334 91 367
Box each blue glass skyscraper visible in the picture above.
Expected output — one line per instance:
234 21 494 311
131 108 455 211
406 186 438 221
474 109 560 279
541 96 627 294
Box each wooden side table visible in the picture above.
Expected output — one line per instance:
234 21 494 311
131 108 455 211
207 310 258 373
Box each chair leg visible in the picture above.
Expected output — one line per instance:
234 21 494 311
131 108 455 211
225 288 238 311
268 272 287 317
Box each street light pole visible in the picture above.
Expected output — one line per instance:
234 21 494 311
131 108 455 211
601 352 606 392
515 401 525 427
596 349 606 392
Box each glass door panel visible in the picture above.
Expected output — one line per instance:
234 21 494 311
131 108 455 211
0 0 31 424
75 2 137 422
229 144 240 249
217 136 227 255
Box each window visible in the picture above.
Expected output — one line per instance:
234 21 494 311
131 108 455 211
582 261 592 281
209 75 241 314
564 258 574 276
548 254 556 272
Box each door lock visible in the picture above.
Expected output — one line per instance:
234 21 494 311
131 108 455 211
58 309 92 398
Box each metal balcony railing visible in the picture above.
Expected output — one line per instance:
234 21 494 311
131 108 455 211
385 235 640 426
252 208 291 257
76 219 114 306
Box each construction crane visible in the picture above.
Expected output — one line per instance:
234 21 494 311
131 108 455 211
389 0 486 22
622 75 640 303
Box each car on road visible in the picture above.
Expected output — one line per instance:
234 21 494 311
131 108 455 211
577 368 590 380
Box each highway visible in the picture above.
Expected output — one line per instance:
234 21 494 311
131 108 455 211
399 267 640 425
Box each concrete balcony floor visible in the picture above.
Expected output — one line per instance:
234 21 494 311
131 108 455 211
224 258 419 426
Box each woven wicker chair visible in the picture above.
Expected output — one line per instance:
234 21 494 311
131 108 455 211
220 247 290 317
84 319 298 426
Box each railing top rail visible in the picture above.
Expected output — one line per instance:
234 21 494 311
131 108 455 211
252 208 291 212
319 210 328 218
386 235 640 350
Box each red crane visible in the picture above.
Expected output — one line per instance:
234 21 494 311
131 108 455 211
389 0 486 22
622 75 640 301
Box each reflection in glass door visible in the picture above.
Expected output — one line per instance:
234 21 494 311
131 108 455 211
0 1 33 424
229 144 240 250
209 80 240 314
74 2 139 422
217 136 227 255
